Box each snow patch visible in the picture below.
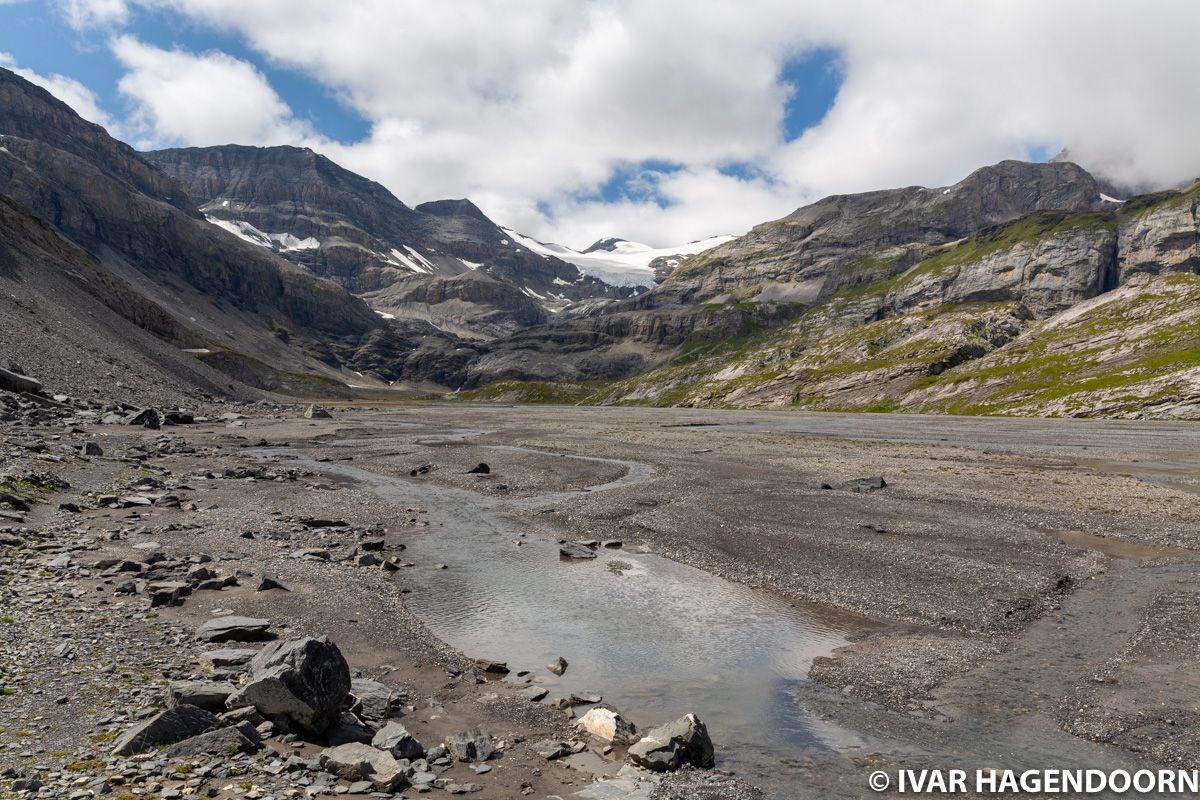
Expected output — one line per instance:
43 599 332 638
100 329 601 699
459 259 483 270
205 217 320 252
375 311 396 320
501 227 735 288
1099 193 1125 204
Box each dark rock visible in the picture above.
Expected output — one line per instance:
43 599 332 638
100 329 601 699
111 704 220 756
226 635 351 734
559 542 597 559
82 441 104 456
547 656 568 676
626 713 714 772
445 727 495 762
372 721 425 759
326 712 375 746
466 463 490 474
359 537 385 551
127 408 161 429
256 575 289 592
163 409 194 425
474 658 509 675
0 366 40 394
843 476 887 492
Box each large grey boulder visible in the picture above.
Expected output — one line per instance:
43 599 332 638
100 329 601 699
318 743 407 792
626 713 714 772
111 704 220 756
225 635 350 734
196 616 271 643
372 721 425 759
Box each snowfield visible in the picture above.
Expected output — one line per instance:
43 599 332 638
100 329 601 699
502 227 735 287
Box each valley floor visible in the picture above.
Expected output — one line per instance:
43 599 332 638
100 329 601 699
3 402 1199 799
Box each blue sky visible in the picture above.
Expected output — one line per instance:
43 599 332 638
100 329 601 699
1 2 1195 247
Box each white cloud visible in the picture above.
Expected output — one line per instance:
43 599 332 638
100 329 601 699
112 35 320 149
57 0 129 29
63 1 1200 246
0 52 117 130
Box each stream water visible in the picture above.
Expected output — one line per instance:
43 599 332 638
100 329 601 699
263 447 862 771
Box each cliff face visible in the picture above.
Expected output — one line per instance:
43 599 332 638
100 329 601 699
0 67 410 393
654 160 1105 307
145 145 630 338
1116 184 1200 281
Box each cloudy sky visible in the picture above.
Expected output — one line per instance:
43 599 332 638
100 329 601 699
2 1 1199 248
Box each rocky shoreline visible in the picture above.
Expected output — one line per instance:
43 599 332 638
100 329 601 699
0 383 759 800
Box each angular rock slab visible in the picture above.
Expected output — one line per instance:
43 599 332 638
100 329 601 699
111 704 220 756
165 722 261 757
168 680 236 712
196 616 271 643
559 542 597 559
226 635 350 733
319 742 406 792
626 713 714 773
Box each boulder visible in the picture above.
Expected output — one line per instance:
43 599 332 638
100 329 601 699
842 476 887 493
627 714 714 772
167 680 236 711
559 542 597 560
0 367 40 395
319 743 406 792
111 704 220 756
372 721 425 759
466 463 490 474
445 727 495 762
576 707 639 744
304 404 333 419
547 656 568 676
474 658 509 675
349 678 399 721
126 408 161 429
82 441 104 457
532 739 571 760
520 686 549 702
196 616 272 643
256 575 289 592
225 635 350 733
165 722 260 757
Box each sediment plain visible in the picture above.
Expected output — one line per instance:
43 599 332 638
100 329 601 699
3 399 1198 799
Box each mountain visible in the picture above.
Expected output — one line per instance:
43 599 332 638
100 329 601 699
0 66 434 397
145 145 632 338
501 229 736 287
457 164 1200 419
